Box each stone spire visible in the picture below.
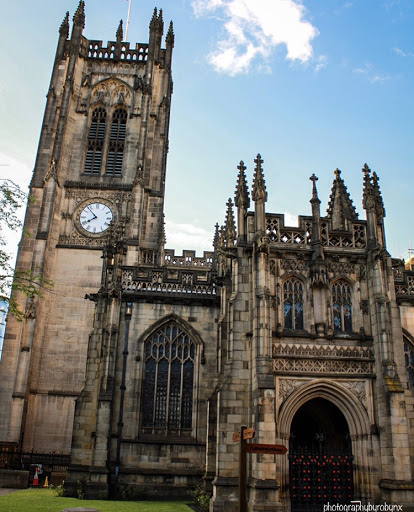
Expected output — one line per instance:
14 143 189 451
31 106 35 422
326 168 358 230
251 154 267 203
372 171 386 221
309 174 325 274
213 223 220 251
116 20 123 42
234 161 250 209
73 0 85 28
362 163 374 211
166 21 174 47
225 198 236 247
150 7 158 29
59 11 70 38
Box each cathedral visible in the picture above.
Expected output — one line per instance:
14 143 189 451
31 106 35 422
1 2 414 510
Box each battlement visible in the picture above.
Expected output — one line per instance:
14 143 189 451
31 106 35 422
265 213 367 249
164 249 214 268
85 39 149 62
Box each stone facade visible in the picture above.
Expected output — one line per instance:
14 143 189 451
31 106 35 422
0 2 414 510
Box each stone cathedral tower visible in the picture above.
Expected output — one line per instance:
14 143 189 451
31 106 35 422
1 2 414 510
0 2 174 452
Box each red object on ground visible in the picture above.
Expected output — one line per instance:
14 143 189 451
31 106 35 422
33 467 39 486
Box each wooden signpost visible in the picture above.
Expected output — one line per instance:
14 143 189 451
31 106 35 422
233 426 288 512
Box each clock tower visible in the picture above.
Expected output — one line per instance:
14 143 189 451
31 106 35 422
0 1 174 452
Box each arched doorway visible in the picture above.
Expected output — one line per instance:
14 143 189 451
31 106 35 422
289 398 354 511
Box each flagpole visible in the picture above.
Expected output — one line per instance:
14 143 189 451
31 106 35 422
125 0 132 41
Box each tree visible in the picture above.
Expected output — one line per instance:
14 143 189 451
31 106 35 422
0 179 52 321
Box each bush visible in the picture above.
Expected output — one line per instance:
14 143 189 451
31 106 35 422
52 483 65 497
188 484 211 512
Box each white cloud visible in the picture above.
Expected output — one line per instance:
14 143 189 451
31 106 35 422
192 0 319 75
315 55 327 73
165 220 214 255
393 46 414 58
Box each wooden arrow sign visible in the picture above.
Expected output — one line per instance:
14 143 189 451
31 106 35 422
247 443 288 455
243 427 255 440
232 432 241 442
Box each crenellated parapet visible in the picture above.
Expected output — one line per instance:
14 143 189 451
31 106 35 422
84 39 149 62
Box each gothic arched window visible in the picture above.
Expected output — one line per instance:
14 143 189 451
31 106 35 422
332 280 352 333
105 108 127 177
84 107 107 175
283 278 304 330
142 321 195 434
403 336 414 387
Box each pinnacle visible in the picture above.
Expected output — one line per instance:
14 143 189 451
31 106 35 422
252 154 267 203
116 20 123 41
73 0 85 28
235 160 250 209
326 168 358 228
59 11 70 37
309 174 320 203
166 21 174 46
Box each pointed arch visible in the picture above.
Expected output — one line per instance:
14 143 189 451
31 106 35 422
278 379 371 439
403 328 414 387
139 314 203 435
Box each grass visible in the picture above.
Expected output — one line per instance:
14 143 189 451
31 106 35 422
0 488 193 512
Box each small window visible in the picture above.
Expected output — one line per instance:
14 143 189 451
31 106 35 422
142 321 195 434
332 280 352 333
84 107 106 175
283 278 304 330
106 108 127 177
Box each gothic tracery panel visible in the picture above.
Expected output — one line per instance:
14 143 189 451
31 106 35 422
142 321 195 434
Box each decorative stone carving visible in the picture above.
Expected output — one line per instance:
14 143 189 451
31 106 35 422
278 379 310 402
341 381 367 405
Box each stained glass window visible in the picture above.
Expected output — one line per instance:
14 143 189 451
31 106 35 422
84 107 106 175
142 321 195 434
404 337 414 387
106 108 127 177
283 278 304 330
332 280 352 333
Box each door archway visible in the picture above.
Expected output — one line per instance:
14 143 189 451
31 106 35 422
289 398 353 511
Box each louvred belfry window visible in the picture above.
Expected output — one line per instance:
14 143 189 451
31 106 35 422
283 278 304 330
142 321 195 434
105 108 127 177
332 280 352 333
84 107 107 174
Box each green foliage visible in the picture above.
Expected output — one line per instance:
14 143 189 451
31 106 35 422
52 483 65 497
77 479 86 499
0 179 53 321
187 485 211 512
0 488 193 512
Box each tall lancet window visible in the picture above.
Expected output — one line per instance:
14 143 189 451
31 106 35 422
105 108 127 177
84 107 107 174
142 321 195 434
332 280 352 333
404 336 414 387
283 278 304 330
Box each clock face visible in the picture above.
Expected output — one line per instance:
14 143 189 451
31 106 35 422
79 202 113 235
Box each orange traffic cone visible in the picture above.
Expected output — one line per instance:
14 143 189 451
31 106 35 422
43 476 49 488
33 467 39 486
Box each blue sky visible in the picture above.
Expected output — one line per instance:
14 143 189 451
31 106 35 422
0 0 413 259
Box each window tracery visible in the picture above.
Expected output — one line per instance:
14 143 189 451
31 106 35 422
84 107 107 174
332 280 352 333
404 337 414 387
283 278 304 330
142 321 195 434
106 108 127 177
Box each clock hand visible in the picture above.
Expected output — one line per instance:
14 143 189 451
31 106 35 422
86 207 97 221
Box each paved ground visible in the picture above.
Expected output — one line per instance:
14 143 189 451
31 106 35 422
0 487 23 496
